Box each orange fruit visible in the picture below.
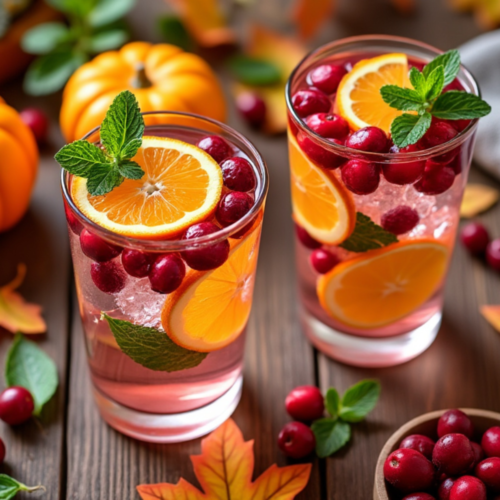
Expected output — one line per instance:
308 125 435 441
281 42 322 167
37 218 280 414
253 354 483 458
336 53 412 133
317 240 449 329
72 136 223 239
288 132 355 245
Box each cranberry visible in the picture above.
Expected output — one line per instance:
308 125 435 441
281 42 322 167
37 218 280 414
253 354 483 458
381 206 419 235
285 385 324 422
451 119 471 132
305 113 349 140
297 132 347 169
0 387 34 425
449 476 486 500
439 478 456 500
486 240 500 272
64 202 83 235
341 160 380 195
481 426 500 457
236 92 266 128
475 457 500 492
308 64 347 94
80 229 122 262
460 223 490 255
383 144 425 185
402 494 436 500
471 442 485 467
383 448 435 493
444 80 463 92
291 89 331 117
277 421 316 459
0 438 5 464
310 248 339 274
182 222 229 271
414 162 455 195
399 434 435 460
437 409 474 438
216 192 253 227
448 155 462 176
345 126 389 153
295 224 321 249
220 157 256 192
90 261 126 294
148 254 185 294
197 135 233 163
432 433 475 476
121 249 154 278
420 121 459 164
20 107 49 143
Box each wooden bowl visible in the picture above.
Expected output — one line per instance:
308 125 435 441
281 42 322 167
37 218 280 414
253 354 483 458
373 408 500 500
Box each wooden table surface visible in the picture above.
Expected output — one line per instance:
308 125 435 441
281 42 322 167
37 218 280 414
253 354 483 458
1 0 499 498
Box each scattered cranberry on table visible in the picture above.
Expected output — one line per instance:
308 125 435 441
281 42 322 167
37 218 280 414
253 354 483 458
310 248 339 274
121 249 154 278
197 135 233 163
307 63 347 94
449 476 487 500
277 421 316 459
285 385 324 422
295 224 321 249
80 229 122 262
236 92 266 128
148 254 185 294
304 113 350 140
344 126 389 153
220 157 256 192
486 240 500 272
341 160 380 195
216 192 253 227
381 206 419 235
437 409 474 439
0 437 5 464
291 89 331 117
475 457 500 492
481 426 500 457
0 386 34 426
460 223 490 255
20 107 49 144
399 434 435 460
90 261 126 294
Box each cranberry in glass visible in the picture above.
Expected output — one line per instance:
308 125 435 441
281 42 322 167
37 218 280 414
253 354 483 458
297 133 346 169
20 107 49 143
475 457 500 492
310 248 339 274
432 433 475 476
402 494 436 500
481 426 500 457
439 478 456 500
291 89 331 117
80 229 122 262
236 92 266 128
383 144 425 185
420 121 459 164
182 222 229 271
341 160 380 195
0 386 34 425
414 162 455 196
295 224 321 249
197 135 233 163
308 64 347 94
121 249 154 278
220 157 256 192
216 192 253 227
399 434 435 460
91 261 126 294
345 126 389 153
149 254 185 294
449 476 486 500
0 438 4 464
277 421 316 459
64 202 83 235
486 241 500 272
305 113 350 140
437 409 474 438
285 385 324 421
381 206 419 235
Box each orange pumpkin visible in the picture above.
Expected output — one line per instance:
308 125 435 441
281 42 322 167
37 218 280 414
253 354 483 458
60 42 227 142
0 97 38 232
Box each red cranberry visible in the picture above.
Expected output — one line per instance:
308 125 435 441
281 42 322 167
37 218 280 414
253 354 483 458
0 387 34 425
308 64 347 94
80 229 122 262
236 92 266 128
449 476 486 500
481 426 500 457
20 107 49 143
90 261 126 294
181 222 229 271
448 154 462 176
148 254 185 294
486 241 500 272
383 144 425 185
400 434 435 460
310 248 339 274
197 135 233 163
402 494 436 500
295 224 321 249
64 202 83 235
277 421 316 459
451 119 471 132
439 478 456 500
216 192 253 227
285 385 324 422
220 157 256 192
291 89 331 118
297 132 347 169
0 438 5 464
381 206 419 235
414 162 455 195
383 448 435 493
121 249 154 278
420 121 459 164
341 160 380 195
305 113 349 140
475 457 500 493
432 433 475 476
345 126 389 153
460 223 490 255
443 80 463 92
437 409 474 438
471 441 485 467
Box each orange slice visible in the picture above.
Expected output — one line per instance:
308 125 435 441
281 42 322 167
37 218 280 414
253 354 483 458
336 53 411 133
317 240 449 329
289 132 355 245
161 224 261 352
71 136 223 239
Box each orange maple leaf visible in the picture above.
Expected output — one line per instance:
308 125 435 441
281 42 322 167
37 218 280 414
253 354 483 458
460 183 499 218
137 418 312 500
291 0 335 40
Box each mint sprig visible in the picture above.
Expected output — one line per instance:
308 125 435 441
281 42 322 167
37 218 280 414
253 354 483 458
0 474 45 499
55 90 145 196
380 49 491 148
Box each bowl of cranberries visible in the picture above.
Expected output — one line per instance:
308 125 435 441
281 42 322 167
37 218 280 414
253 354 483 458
374 408 500 500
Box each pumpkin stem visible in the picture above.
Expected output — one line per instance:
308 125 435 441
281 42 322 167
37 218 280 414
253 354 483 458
131 63 151 89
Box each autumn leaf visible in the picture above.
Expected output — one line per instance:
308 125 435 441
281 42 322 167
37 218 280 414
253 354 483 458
448 0 500 28
460 183 499 218
291 0 334 40
481 305 500 333
0 264 46 334
137 418 312 500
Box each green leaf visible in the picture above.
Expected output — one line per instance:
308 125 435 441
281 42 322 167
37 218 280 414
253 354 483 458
431 91 492 120
21 22 70 55
339 212 399 253
311 418 351 458
55 140 110 177
325 388 340 419
390 112 432 148
88 0 136 28
408 67 426 97
423 49 461 87
86 164 123 196
103 315 208 372
380 85 425 112
227 55 281 86
88 29 128 53
424 65 445 102
0 474 44 500
157 15 194 51
5 334 58 416
117 160 144 180
340 380 381 423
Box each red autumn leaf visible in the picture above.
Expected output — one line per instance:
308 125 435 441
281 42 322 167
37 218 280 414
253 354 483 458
291 0 335 40
137 418 312 500
481 305 500 333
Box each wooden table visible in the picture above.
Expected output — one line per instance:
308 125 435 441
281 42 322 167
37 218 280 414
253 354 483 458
1 1 499 498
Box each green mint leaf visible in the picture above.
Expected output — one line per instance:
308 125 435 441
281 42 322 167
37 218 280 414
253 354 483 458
325 388 340 419
390 112 432 148
157 15 194 51
88 0 136 28
227 55 281 86
55 140 110 177
311 418 351 458
5 334 58 416
380 85 425 112
118 160 144 180
120 138 142 159
339 380 381 423
431 90 492 120
88 29 129 53
21 22 70 55
339 212 398 253
103 315 208 372
424 65 445 102
0 473 44 499
423 49 461 87
86 164 124 196
408 67 426 97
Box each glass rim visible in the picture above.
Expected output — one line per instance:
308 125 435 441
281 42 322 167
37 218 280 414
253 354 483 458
61 110 269 252
285 34 481 163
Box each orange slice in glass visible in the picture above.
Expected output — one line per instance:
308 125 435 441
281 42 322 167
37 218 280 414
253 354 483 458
71 136 223 239
317 240 449 329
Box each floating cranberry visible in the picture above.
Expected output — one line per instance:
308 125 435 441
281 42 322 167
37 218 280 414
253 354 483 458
341 160 380 195
197 135 233 163
451 119 471 132
486 241 500 272
182 222 229 271
80 229 122 262
308 64 347 94
402 494 436 500
121 249 154 278
310 248 339 274
0 387 34 425
383 144 425 185
291 89 331 117
481 426 500 457
297 132 347 169
0 438 5 464
432 433 475 476
475 457 500 493
438 478 456 500
437 409 474 438
400 434 435 460
216 192 253 227
414 162 455 196
148 254 185 294
449 476 487 500
471 442 485 468
305 113 350 140
285 385 324 422
277 421 316 459
90 261 126 294
236 92 266 128
20 107 49 143
64 202 83 235
295 224 321 249
345 126 389 153
220 157 256 192
460 223 490 255
420 121 459 164
381 206 419 235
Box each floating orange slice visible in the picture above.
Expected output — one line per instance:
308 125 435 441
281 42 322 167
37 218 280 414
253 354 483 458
288 133 355 245
336 53 411 133
71 136 223 239
317 240 449 329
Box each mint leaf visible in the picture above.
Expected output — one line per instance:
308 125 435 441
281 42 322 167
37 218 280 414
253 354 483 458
158 15 193 51
325 388 340 419
339 212 398 253
390 112 432 148
88 0 136 28
228 55 281 86
5 334 58 416
21 22 70 55
311 419 351 458
431 90 492 120
103 315 208 372
423 49 461 87
0 474 44 499
118 160 144 180
339 380 381 423
424 65 445 102
55 140 110 177
409 67 426 97
88 29 129 53
380 85 425 112
86 164 124 196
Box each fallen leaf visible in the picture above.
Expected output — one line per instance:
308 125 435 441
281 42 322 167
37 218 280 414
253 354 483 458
137 418 312 500
291 0 334 40
0 264 46 334
448 0 500 28
390 0 416 13
460 183 499 218
481 305 500 332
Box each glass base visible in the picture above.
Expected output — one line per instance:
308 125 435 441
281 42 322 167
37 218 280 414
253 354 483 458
93 375 243 443
301 310 442 368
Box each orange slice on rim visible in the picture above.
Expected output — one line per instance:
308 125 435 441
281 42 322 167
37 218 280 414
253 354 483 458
71 136 223 239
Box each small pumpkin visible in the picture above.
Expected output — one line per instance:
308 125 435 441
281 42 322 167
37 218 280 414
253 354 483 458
0 97 38 232
60 41 227 142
